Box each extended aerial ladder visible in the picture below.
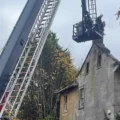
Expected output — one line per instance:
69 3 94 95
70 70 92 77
0 0 104 119
0 0 61 118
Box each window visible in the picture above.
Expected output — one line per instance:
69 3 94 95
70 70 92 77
79 87 85 109
20 39 24 46
97 54 102 67
86 62 89 74
64 95 67 112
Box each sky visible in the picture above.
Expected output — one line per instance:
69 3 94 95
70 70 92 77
0 0 120 68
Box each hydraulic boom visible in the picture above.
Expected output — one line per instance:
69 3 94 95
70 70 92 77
72 0 105 42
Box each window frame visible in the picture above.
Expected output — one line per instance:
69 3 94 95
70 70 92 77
97 53 102 68
85 62 89 74
79 86 85 109
64 94 67 112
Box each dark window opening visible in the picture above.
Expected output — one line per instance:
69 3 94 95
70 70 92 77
97 54 102 67
86 62 89 74
79 87 85 109
64 95 67 112
20 39 24 46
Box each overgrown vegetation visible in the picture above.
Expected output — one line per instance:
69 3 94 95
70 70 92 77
17 32 77 120
115 9 120 23
115 113 120 120
104 111 120 120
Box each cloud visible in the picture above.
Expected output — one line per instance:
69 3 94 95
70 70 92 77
0 0 27 48
0 0 120 67
51 0 120 66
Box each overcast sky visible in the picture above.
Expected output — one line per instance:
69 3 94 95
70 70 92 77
0 0 120 68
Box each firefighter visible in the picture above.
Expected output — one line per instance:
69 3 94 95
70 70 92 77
96 14 105 33
84 11 93 35
96 14 103 24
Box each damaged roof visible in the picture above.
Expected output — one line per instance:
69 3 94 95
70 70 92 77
56 40 120 94
55 82 78 94
76 41 120 77
96 43 120 64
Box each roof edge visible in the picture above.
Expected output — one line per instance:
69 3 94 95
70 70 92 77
54 82 78 94
76 42 120 77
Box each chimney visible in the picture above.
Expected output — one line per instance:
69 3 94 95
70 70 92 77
92 38 110 54
92 38 104 45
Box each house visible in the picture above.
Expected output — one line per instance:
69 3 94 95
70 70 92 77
59 40 120 120
58 82 78 120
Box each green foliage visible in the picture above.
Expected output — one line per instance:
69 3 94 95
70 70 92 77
44 115 53 120
104 111 120 120
18 31 77 120
115 113 120 120
17 83 39 120
115 9 120 24
115 10 120 20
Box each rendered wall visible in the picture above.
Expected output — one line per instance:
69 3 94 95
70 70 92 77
76 44 118 120
114 67 120 113
60 88 78 120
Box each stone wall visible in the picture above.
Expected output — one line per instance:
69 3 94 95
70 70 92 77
114 67 120 113
77 44 117 120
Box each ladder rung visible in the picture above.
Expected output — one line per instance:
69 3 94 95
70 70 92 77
89 8 95 10
0 103 5 105
90 13 96 15
10 96 16 98
21 56 25 59
47 7 52 10
15 102 20 105
26 59 32 62
49 0 54 2
13 89 19 92
29 50 35 53
17 67 27 69
11 88 25 93
17 78 24 80
45 11 50 14
48 3 53 6
15 84 20 86
20 72 26 74
44 15 49 18
17 77 29 80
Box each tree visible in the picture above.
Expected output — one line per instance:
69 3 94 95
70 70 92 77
18 32 77 120
115 8 120 23
116 10 120 19
17 82 40 120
